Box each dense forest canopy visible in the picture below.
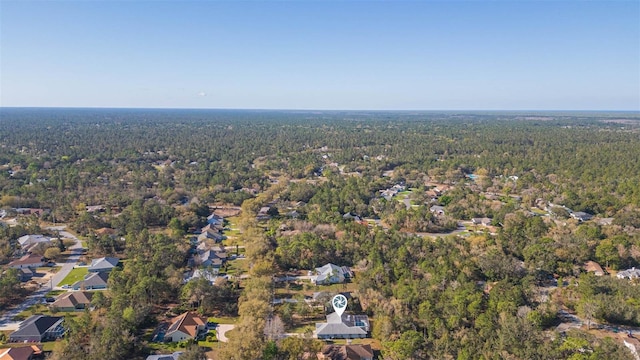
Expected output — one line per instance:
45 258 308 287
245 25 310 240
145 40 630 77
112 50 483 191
2 108 639 213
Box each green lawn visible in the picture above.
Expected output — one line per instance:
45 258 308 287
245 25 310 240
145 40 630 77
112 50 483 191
197 330 219 349
223 217 243 246
58 267 89 286
45 290 66 297
207 316 238 324
224 258 248 275
0 342 57 352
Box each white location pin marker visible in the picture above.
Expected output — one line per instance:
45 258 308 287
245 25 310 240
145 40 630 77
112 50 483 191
331 294 348 317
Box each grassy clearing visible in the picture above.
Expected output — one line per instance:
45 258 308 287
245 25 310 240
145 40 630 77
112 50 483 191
224 258 249 276
530 208 548 215
15 303 87 319
310 282 358 294
207 317 238 324
58 267 89 286
45 290 66 297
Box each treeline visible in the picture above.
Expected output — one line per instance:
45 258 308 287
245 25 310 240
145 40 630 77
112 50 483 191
2 109 640 221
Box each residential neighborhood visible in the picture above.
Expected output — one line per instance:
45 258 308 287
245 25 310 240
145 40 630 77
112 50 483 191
2 110 640 359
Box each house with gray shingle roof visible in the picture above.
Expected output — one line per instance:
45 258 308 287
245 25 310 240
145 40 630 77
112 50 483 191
199 249 226 268
571 212 594 222
197 229 224 243
207 213 224 225
315 312 369 340
88 257 119 272
9 315 64 342
146 352 183 360
72 271 109 290
17 235 52 251
617 267 640 280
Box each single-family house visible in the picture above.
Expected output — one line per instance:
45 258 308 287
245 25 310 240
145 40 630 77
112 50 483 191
72 271 109 290
9 315 64 342
430 205 445 216
145 352 183 360
199 249 227 268
185 268 219 283
313 264 352 285
0 345 42 360
8 254 44 269
257 207 272 221
19 268 34 282
342 213 362 222
88 257 119 272
201 223 223 233
571 212 593 222
14 208 45 217
197 229 224 243
584 261 605 276
164 312 207 342
319 344 374 360
17 235 51 252
51 291 93 311
207 213 224 226
472 218 492 227
315 312 369 340
617 267 640 280
85 205 105 213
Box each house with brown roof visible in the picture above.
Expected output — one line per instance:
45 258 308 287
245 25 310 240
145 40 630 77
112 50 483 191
584 261 605 276
9 315 64 342
165 312 207 342
0 345 42 360
51 291 93 311
8 254 44 269
319 344 374 360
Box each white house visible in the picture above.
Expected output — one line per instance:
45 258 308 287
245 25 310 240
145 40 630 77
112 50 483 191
315 312 369 339
313 263 352 285
617 267 640 280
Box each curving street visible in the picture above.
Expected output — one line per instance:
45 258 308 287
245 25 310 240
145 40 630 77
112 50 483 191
0 226 83 331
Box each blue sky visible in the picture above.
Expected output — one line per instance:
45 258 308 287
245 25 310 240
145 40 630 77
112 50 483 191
1 1 638 110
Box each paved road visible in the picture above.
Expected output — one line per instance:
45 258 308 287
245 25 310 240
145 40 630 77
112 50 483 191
0 226 83 331
0 289 50 331
47 227 84 289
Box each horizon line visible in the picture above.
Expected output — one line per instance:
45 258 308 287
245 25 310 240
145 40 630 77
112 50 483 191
1 106 639 113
